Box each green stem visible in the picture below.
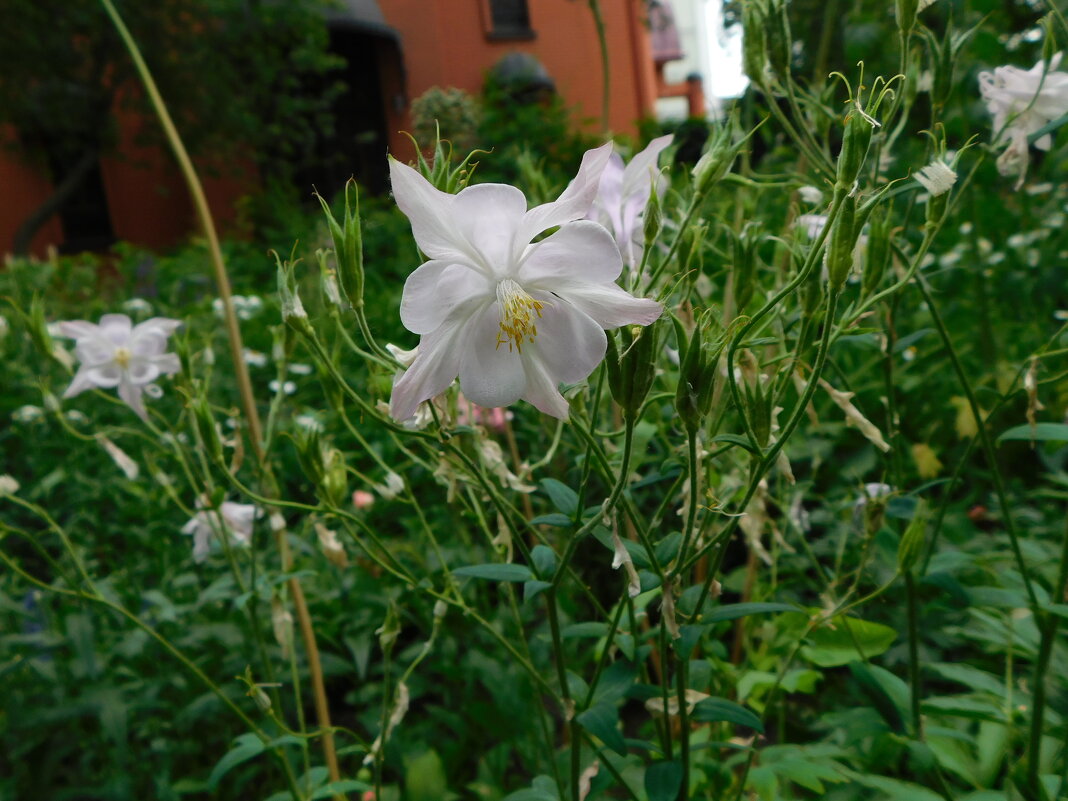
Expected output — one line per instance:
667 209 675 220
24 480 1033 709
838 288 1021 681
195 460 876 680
905 571 923 738
912 274 1038 608
1026 512 1068 794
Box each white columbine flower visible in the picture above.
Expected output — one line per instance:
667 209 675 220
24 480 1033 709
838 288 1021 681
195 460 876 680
388 143 663 421
181 498 260 563
914 159 957 196
587 134 674 268
978 54 1068 186
55 313 182 421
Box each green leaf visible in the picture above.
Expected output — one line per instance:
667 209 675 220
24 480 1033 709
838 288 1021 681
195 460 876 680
654 532 683 565
997 422 1068 444
562 622 609 639
592 660 637 706
531 545 557 576
453 564 533 582
843 771 944 801
849 663 908 734
703 602 802 623
801 617 897 666
540 478 578 516
711 433 760 454
674 624 703 659
576 703 627 755
405 749 448 801
523 580 552 602
207 733 300 790
691 697 764 732
530 513 573 527
309 780 372 800
645 761 683 801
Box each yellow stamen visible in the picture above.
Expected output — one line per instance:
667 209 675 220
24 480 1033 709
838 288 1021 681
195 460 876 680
114 346 132 369
495 279 546 354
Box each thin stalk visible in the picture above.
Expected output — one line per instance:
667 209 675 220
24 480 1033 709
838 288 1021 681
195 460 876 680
545 590 579 801
1026 511 1068 795
913 274 1038 608
97 0 341 783
905 571 923 738
587 0 611 130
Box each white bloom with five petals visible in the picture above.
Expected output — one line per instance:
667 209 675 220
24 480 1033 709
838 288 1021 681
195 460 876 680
587 134 674 268
181 498 260 563
55 313 182 421
388 143 663 421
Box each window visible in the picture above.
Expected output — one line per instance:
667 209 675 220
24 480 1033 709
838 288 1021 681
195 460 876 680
484 0 534 40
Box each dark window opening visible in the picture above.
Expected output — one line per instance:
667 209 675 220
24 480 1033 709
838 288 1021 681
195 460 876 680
51 155 115 254
488 0 534 39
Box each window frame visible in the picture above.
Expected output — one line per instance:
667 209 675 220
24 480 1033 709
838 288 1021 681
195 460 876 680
478 0 536 41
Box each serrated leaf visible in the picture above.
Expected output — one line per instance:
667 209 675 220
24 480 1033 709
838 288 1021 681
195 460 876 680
576 703 627 755
453 564 533 582
691 697 764 732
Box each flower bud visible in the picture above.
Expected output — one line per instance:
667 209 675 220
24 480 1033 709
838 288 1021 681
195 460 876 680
731 224 760 312
643 184 662 248
674 315 723 433
895 0 919 37
862 205 892 298
897 500 928 573
607 321 662 421
692 124 739 195
825 193 858 290
316 180 364 309
742 0 769 86
836 112 874 189
766 0 792 79
275 252 313 337
321 446 349 507
191 395 225 465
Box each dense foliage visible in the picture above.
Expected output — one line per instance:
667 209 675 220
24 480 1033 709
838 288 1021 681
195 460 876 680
2 1 1068 801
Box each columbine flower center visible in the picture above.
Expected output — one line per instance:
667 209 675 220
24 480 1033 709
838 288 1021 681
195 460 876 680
113 346 133 369
495 279 545 354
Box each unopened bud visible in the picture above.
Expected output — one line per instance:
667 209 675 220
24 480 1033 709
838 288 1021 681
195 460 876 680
316 180 364 309
897 500 928 573
826 194 859 290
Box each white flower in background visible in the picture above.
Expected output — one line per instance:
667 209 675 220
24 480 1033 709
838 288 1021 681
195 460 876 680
373 471 405 500
243 348 267 367
55 313 182 421
288 363 313 376
587 134 674 268
798 185 824 205
0 314 9 339
978 54 1068 186
98 436 139 480
269 380 297 395
388 144 662 421
796 214 829 239
914 159 957 196
181 498 260 563
12 405 44 423
213 295 263 321
0 475 19 496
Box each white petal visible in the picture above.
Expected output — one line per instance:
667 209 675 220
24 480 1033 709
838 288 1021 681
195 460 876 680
530 296 606 384
390 313 479 421
400 260 490 335
388 158 479 265
153 353 181 376
517 142 613 243
98 314 133 344
133 317 182 339
127 359 161 385
520 352 570 419
55 320 100 340
620 134 673 202
552 281 663 329
518 221 624 285
452 184 527 270
458 303 528 408
63 367 98 398
118 381 149 421
75 338 115 366
86 364 123 388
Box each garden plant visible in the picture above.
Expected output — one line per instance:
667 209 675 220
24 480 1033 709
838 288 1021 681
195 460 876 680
3 1 1068 800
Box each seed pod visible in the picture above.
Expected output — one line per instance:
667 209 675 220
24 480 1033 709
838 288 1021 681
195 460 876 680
608 322 662 421
675 316 723 433
836 111 874 189
742 0 769 86
317 179 364 310
895 0 919 37
897 500 928 573
863 205 892 297
766 0 792 79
